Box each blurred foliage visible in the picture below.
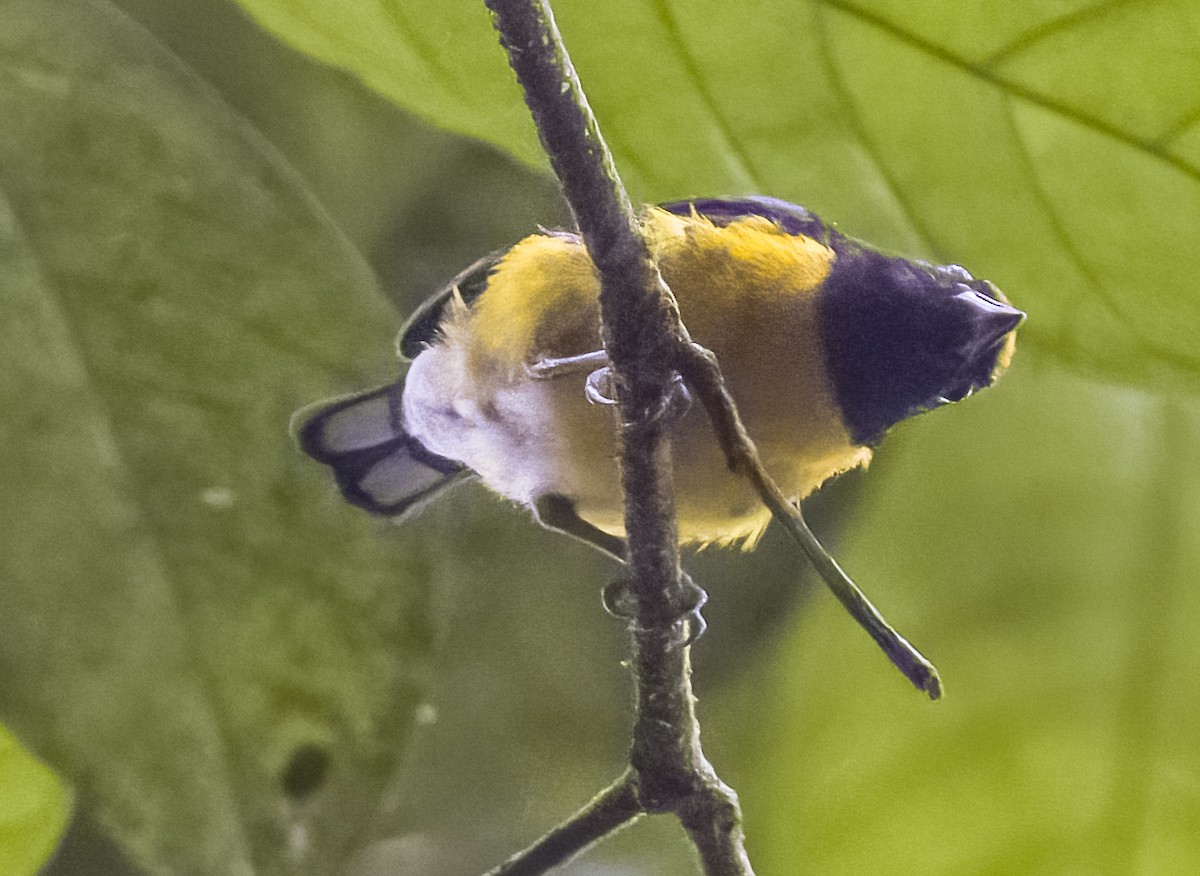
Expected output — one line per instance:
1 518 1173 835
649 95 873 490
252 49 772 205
0 0 1197 875
715 364 1200 875
239 0 1200 393
0 725 68 874
0 0 482 872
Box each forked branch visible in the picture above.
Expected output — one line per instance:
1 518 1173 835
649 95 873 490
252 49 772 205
479 0 939 873
483 0 754 874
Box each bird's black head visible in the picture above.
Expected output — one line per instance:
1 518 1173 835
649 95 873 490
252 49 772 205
818 240 1024 447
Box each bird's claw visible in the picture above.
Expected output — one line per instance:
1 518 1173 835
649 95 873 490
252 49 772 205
602 571 708 647
585 367 693 425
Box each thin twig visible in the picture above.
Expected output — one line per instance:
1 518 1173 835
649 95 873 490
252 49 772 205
677 770 756 876
483 772 642 876
483 1 755 874
676 342 942 700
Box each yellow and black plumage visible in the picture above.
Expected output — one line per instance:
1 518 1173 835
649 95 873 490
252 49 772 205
295 197 1022 547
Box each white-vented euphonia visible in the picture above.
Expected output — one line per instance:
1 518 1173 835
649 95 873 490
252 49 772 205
295 197 1022 548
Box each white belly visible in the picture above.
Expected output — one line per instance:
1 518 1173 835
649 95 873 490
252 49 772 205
401 345 621 512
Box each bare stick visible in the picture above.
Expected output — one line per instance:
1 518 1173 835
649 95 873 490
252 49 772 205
677 342 942 700
483 773 642 876
484 1 756 873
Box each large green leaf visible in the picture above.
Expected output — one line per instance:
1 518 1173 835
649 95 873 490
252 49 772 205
712 361 1200 874
0 0 436 872
233 0 1200 391
7 0 1199 873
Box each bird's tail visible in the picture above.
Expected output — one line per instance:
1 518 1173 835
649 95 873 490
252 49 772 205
292 383 467 517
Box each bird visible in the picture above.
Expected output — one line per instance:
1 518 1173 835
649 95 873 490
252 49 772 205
294 196 1023 551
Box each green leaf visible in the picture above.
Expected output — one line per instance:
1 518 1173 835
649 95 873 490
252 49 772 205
715 361 1200 874
0 0 435 872
8 0 1198 872
232 0 1200 391
0 726 69 876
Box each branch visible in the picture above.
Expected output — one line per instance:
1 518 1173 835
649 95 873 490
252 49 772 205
484 1 754 874
482 773 642 876
676 343 942 699
486 0 939 701
677 771 756 876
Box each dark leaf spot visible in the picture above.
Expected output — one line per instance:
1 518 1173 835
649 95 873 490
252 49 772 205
280 744 331 800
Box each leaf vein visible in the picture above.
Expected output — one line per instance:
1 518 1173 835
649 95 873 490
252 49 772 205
1002 94 1200 372
980 0 1141 69
813 0 942 256
649 0 761 192
820 0 1200 185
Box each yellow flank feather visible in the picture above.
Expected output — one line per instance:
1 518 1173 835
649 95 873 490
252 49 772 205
643 207 834 299
643 207 869 546
453 206 871 548
465 234 601 376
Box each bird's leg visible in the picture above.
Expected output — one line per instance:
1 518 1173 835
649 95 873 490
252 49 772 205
534 493 626 561
534 493 707 645
528 350 693 420
526 349 611 379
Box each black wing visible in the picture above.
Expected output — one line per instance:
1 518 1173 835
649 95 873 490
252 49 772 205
398 230 588 360
397 249 505 360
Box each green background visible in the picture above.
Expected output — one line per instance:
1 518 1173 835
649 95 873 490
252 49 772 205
1 0 1197 873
